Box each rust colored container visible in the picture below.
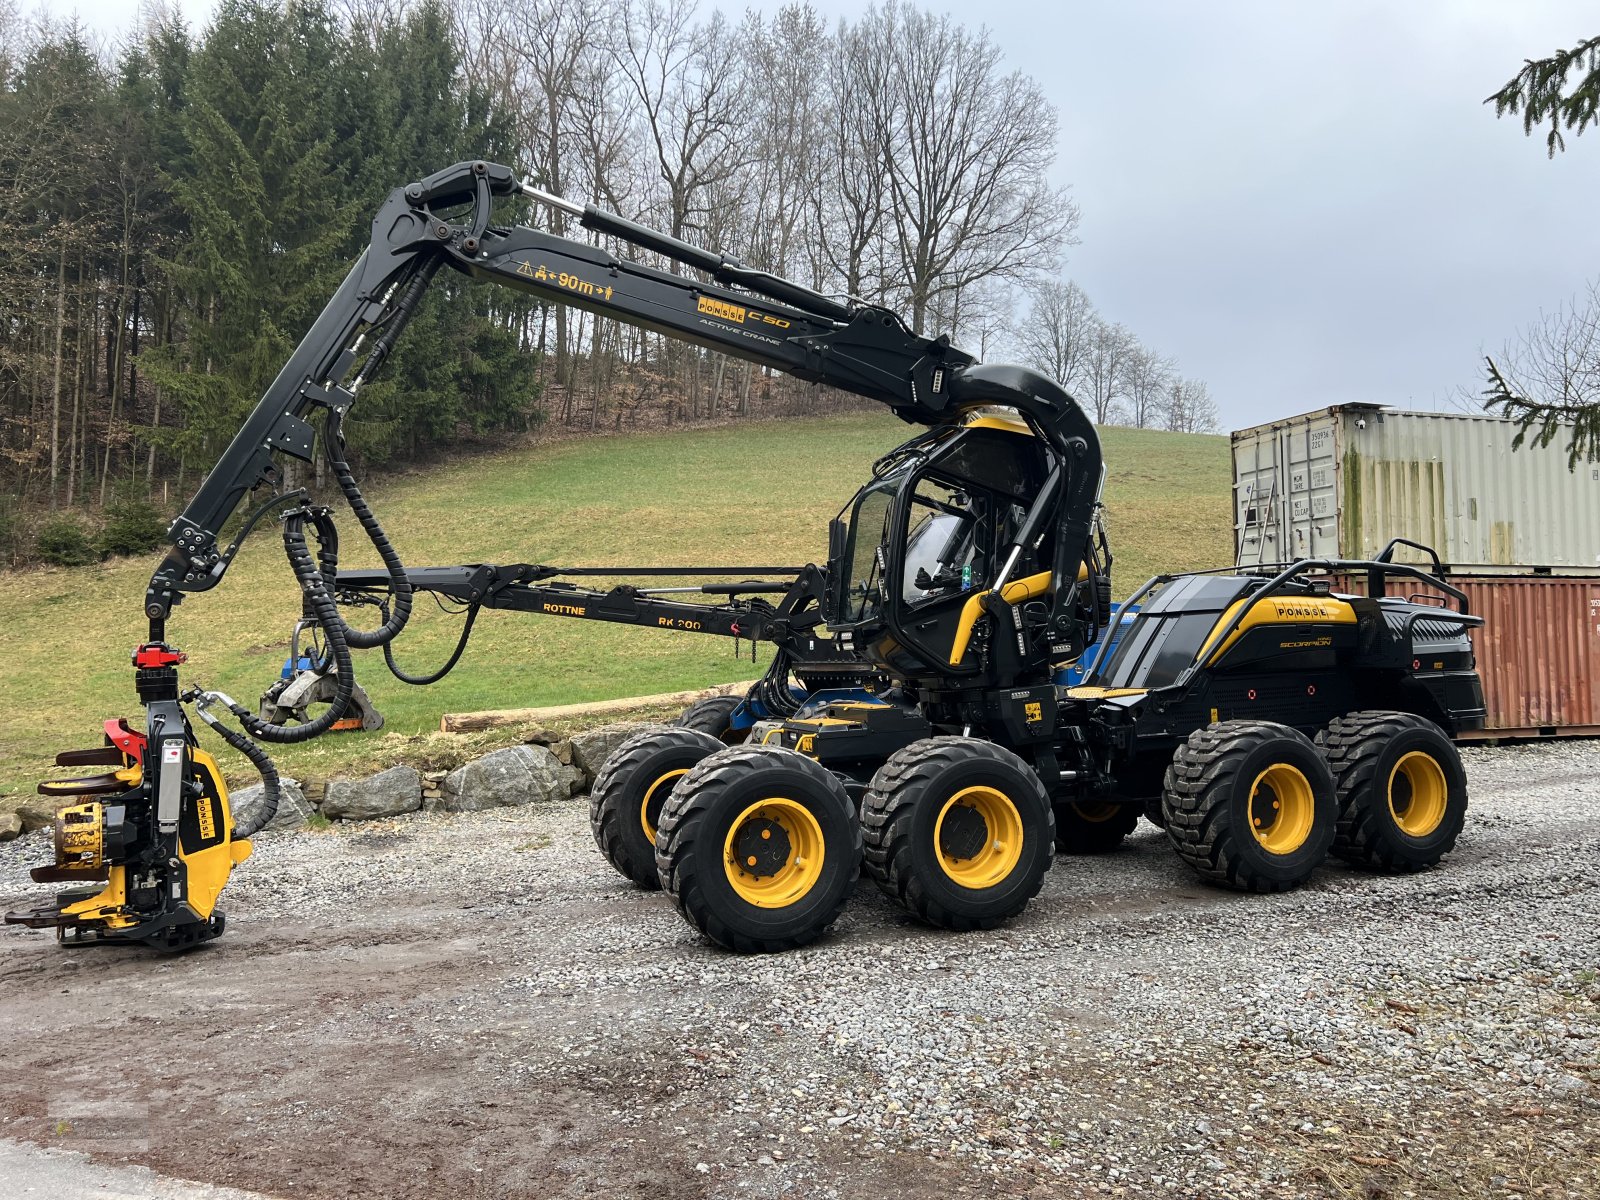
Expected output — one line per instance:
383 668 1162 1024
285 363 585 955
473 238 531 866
1451 576 1600 739
1334 572 1600 738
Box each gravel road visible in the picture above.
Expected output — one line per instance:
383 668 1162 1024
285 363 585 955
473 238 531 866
1 739 1595 1200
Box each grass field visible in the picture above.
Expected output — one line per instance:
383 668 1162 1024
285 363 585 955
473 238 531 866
0 412 1231 795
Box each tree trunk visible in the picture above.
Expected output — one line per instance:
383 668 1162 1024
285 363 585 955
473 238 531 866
48 245 66 509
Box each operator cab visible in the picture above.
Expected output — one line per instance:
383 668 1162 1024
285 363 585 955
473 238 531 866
825 410 1052 680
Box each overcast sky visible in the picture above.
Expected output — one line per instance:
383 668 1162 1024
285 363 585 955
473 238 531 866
29 0 1600 430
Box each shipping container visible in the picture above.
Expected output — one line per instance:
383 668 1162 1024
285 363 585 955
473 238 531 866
1232 405 1600 575
1328 573 1600 740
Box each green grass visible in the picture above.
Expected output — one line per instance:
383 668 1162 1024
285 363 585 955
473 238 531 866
0 412 1231 793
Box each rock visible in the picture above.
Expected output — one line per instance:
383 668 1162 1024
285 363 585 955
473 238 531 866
567 722 665 782
0 810 21 842
520 725 558 746
230 777 314 832
322 766 422 820
13 794 68 833
550 740 574 765
554 761 585 799
430 745 574 812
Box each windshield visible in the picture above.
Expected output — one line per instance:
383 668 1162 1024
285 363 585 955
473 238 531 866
840 478 897 622
901 480 979 605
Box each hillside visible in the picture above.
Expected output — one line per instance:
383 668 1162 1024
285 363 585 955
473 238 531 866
0 414 1232 792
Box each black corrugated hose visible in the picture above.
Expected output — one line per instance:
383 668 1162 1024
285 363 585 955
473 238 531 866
318 407 413 649
225 508 355 743
193 706 282 839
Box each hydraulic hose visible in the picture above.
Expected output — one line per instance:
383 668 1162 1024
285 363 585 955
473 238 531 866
380 598 482 685
193 704 282 839
319 408 413 649
306 257 444 653
228 509 355 743
749 650 802 718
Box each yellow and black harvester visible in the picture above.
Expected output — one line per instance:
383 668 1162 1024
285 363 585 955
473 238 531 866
6 161 1485 954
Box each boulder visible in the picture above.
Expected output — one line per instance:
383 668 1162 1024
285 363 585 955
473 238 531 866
322 765 422 821
430 745 575 812
13 794 68 833
0 810 21 842
229 777 315 832
567 722 668 783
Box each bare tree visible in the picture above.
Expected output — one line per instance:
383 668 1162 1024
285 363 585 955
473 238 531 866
1166 377 1220 433
1483 277 1600 465
1124 344 1176 430
1011 278 1096 393
862 0 1077 334
1083 319 1135 425
611 0 749 241
813 11 890 302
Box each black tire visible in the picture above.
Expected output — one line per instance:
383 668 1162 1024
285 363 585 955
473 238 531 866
1054 800 1141 854
1163 720 1337 893
655 745 861 953
589 726 724 888
676 693 748 744
861 738 1054 931
1317 711 1467 872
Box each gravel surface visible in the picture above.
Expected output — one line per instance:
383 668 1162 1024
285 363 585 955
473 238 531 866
1 739 1596 1199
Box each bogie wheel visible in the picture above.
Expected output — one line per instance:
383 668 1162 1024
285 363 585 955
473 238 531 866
589 726 725 888
1054 800 1141 854
861 738 1054 930
676 693 748 744
1163 720 1337 893
655 745 861 953
1317 711 1467 872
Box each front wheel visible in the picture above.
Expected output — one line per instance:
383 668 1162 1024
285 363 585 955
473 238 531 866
1163 720 1337 893
861 738 1054 930
655 745 861 953
1317 711 1467 872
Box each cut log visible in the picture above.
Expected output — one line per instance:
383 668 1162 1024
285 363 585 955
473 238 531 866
440 680 758 734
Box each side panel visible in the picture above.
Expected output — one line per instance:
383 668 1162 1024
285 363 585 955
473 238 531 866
1456 576 1600 737
1335 573 1600 737
1232 408 1341 567
1234 406 1600 575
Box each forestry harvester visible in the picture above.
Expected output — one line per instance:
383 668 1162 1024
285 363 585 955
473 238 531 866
5 161 1486 952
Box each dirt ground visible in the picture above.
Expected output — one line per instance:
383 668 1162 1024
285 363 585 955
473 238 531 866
1 741 1596 1200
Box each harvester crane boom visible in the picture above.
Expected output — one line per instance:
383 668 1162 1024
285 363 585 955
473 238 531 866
148 160 1102 649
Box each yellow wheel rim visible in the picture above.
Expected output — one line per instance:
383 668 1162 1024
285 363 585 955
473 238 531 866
1388 751 1448 837
1071 801 1120 824
1247 764 1315 855
640 769 688 843
935 786 1024 889
722 797 825 908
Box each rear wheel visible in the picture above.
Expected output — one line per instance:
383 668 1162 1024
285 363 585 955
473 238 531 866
861 738 1054 930
655 745 861 953
676 693 748 744
1317 711 1467 872
1163 721 1337 893
589 727 724 888
1054 800 1141 854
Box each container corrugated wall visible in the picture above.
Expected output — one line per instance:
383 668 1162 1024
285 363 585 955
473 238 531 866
1453 576 1600 738
1331 573 1600 738
1233 406 1600 575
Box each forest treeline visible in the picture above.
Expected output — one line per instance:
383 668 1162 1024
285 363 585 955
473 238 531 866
0 0 1215 566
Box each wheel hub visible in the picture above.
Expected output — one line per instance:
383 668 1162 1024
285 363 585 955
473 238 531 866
933 786 1024 890
938 803 989 861
731 816 793 877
